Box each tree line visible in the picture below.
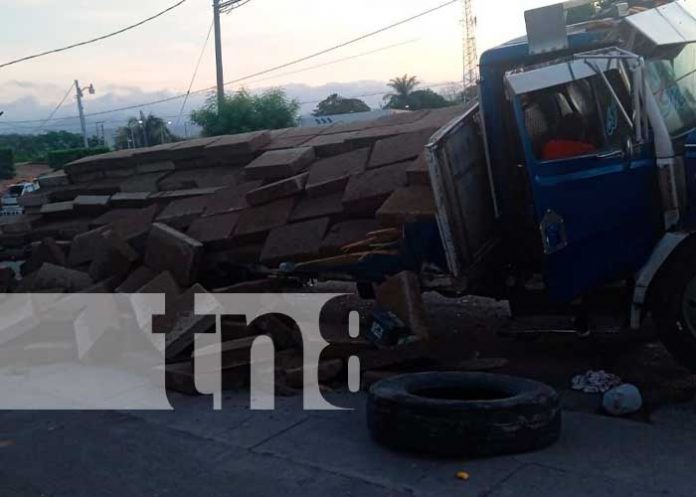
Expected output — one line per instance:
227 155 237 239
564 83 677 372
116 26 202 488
0 74 471 164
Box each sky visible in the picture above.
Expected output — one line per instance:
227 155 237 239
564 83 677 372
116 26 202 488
0 0 558 136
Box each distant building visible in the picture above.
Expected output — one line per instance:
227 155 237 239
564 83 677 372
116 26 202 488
298 109 408 128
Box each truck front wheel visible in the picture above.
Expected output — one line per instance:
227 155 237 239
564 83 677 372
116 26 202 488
652 243 696 372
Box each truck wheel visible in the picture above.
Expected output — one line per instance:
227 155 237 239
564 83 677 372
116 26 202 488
367 372 561 457
652 243 696 372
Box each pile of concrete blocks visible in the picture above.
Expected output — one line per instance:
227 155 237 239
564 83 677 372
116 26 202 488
0 106 465 394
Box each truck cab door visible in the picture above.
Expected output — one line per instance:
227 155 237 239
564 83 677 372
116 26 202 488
506 58 663 301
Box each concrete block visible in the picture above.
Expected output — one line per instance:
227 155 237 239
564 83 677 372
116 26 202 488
73 195 111 215
37 170 70 188
135 270 180 295
187 212 240 248
68 226 111 267
321 219 379 254
158 167 239 191
108 204 160 249
115 266 156 293
368 129 434 169
302 132 357 157
155 284 215 359
32 263 93 292
407 153 431 186
260 217 330 265
244 147 315 181
203 181 262 217
305 148 369 197
0 215 34 234
104 166 136 179
156 195 208 231
109 192 153 208
18 192 49 209
136 160 176 174
246 173 308 206
145 223 203 287
167 136 224 161
40 201 75 218
375 271 430 340
23 237 68 275
120 172 170 193
234 197 296 240
342 162 408 215
204 130 271 159
376 186 436 227
88 231 140 282
289 192 344 223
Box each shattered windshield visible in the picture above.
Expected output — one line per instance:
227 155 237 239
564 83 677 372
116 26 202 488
646 43 696 137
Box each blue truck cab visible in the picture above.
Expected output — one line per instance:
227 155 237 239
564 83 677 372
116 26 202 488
426 1 696 370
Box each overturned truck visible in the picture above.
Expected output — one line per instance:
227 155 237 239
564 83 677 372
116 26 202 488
6 1 696 376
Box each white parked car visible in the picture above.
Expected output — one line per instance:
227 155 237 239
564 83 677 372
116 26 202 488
1 182 38 216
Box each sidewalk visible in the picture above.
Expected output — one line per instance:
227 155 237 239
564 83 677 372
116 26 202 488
0 391 694 496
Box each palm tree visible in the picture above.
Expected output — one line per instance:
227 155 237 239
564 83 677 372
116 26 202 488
114 113 177 150
384 74 420 110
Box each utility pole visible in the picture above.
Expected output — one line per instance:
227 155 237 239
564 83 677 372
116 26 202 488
75 80 89 148
213 0 225 111
74 80 95 148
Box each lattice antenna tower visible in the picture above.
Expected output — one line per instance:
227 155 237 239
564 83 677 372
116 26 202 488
462 0 479 92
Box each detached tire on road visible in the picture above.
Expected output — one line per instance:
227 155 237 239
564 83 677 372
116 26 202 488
367 372 561 457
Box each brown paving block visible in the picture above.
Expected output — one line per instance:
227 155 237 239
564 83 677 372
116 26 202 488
73 195 111 215
204 243 264 267
88 231 140 282
406 153 430 186
40 201 75 218
136 160 176 174
368 129 434 169
68 226 111 267
104 166 136 179
373 110 430 127
30 218 93 242
305 147 369 197
70 170 106 184
153 284 214 359
0 215 34 234
109 192 153 208
167 136 224 161
341 162 408 215
234 196 296 240
158 166 239 191
145 223 203 287
246 173 308 206
204 130 271 159
375 271 429 339
31 263 93 292
91 208 144 228
244 147 315 181
260 217 330 265
376 186 436 227
321 219 380 255
346 125 402 148
187 212 240 248
120 172 170 193
302 132 357 157
115 266 157 293
18 192 49 209
153 187 221 201
38 170 70 188
23 237 68 275
108 204 160 248
155 195 208 230
203 181 262 217
289 192 344 223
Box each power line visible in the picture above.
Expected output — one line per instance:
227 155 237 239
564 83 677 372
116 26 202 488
241 39 419 88
3 0 459 123
177 21 215 126
33 84 74 133
0 0 189 69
